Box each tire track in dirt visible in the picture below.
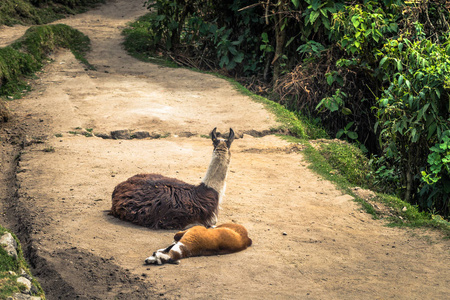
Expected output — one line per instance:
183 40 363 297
1 0 449 299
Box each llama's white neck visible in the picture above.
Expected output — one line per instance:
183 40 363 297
202 148 231 204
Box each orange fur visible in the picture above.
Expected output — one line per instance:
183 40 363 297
145 223 252 265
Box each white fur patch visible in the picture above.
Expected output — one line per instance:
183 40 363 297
145 251 171 265
171 242 184 256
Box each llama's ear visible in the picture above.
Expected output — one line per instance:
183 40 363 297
227 128 235 148
211 127 218 142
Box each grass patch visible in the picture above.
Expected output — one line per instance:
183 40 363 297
0 226 45 299
316 140 374 188
302 139 450 237
0 23 93 119
0 0 106 26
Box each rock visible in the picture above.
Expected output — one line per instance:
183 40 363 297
95 132 111 139
131 131 150 139
110 130 131 140
16 276 32 293
20 269 32 281
0 232 18 259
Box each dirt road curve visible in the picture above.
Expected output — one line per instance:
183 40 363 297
1 0 449 299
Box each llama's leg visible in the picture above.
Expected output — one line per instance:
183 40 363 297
145 243 181 265
173 230 188 242
145 251 174 265
156 242 176 253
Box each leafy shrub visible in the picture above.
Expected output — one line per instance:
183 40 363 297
376 29 450 216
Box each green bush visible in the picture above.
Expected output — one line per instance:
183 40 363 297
376 28 450 217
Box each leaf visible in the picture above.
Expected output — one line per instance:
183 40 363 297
351 15 360 28
326 74 335 85
405 80 411 90
396 59 403 71
341 107 352 115
228 46 238 55
285 36 295 48
233 52 244 63
379 56 388 67
347 131 358 140
427 123 437 140
321 15 330 30
345 121 354 130
219 55 229 68
309 11 320 24
411 128 419 143
311 0 321 10
291 0 300 8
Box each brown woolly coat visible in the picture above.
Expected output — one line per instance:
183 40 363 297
110 174 219 229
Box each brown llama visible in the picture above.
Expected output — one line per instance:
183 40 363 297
110 128 235 229
144 223 252 265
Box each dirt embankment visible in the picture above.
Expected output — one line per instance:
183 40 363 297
1 0 449 299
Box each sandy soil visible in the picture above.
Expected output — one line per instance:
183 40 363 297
1 0 449 299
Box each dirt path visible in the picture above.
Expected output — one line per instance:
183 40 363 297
1 0 449 299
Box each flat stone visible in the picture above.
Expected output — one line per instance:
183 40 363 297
110 130 131 140
16 276 32 292
131 131 150 139
0 232 18 259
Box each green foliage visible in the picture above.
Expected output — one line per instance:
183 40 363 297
140 0 265 75
297 40 325 62
369 154 401 194
422 132 450 185
302 0 344 38
316 88 346 113
375 31 450 216
332 2 398 60
420 131 450 217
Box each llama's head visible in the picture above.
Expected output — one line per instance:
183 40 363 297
211 127 235 154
